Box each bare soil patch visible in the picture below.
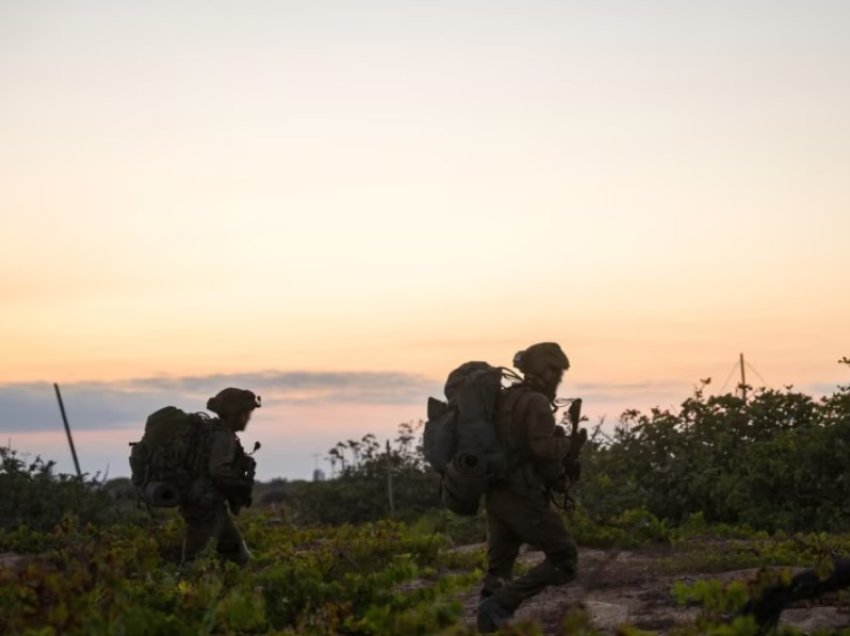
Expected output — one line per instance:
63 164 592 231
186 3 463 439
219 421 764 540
459 547 850 634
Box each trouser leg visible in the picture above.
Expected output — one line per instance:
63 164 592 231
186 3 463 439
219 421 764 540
481 510 521 599
486 486 578 611
496 556 577 610
181 504 217 564
181 501 249 567
215 508 251 567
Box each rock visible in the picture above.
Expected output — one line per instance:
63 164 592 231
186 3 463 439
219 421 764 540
783 607 850 631
585 601 630 629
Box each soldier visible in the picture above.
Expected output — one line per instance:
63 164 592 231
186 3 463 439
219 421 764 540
477 342 584 632
180 387 261 567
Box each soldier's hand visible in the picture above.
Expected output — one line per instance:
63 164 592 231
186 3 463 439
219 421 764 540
569 428 588 454
575 428 588 447
564 457 581 483
554 425 567 438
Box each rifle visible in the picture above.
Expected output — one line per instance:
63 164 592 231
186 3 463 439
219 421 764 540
544 398 587 510
228 441 260 514
564 398 586 485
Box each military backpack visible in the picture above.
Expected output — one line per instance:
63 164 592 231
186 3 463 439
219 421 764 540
129 406 215 507
423 362 514 516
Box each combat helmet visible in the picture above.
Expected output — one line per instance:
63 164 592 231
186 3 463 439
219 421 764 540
206 388 262 417
513 342 570 377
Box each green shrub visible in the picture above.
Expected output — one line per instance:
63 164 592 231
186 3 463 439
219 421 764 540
0 513 481 636
575 359 850 533
0 446 120 532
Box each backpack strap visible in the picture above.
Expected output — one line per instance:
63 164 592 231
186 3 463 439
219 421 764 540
499 384 551 491
498 386 536 463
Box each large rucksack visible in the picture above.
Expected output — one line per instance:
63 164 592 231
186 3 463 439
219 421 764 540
129 406 214 507
423 362 511 516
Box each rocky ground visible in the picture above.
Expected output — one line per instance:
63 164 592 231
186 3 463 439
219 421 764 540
459 546 850 634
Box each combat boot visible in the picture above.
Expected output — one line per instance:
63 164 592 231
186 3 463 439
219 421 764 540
479 575 508 601
477 596 514 633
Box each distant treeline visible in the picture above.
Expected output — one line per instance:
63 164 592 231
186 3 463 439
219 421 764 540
256 421 442 526
3 357 849 534
265 357 850 533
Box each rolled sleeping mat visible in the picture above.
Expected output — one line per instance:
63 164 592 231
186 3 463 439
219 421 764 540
144 481 181 507
441 452 488 516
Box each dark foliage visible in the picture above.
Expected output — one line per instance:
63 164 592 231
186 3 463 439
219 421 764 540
577 357 850 531
272 357 850 534
0 446 119 531
257 422 441 525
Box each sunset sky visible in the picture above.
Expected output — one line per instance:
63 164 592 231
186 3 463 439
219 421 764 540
2 1 849 479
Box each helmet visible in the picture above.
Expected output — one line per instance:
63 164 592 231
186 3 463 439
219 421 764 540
513 342 570 377
206 388 261 417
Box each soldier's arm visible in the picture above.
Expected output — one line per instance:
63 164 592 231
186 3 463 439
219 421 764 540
525 393 571 461
208 432 247 490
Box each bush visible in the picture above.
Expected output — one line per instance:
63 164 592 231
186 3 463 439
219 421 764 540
263 357 850 538
0 513 482 636
0 446 120 531
575 359 850 533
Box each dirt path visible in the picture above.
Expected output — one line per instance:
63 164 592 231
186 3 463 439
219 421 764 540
459 547 850 634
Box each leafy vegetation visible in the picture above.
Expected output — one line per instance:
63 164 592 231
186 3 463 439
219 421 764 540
263 358 850 538
0 513 483 636
256 422 442 526
3 357 850 634
0 446 122 531
577 358 850 532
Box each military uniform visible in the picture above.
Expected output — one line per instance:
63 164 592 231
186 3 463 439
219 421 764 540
481 386 578 608
477 343 578 632
180 388 259 567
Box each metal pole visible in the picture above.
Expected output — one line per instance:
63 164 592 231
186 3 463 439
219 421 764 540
739 353 748 403
386 439 395 516
54 383 82 478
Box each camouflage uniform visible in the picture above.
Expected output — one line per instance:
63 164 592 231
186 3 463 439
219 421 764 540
478 343 577 630
180 388 259 567
480 386 578 607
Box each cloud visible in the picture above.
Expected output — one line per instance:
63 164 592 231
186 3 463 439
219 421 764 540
0 371 441 433
126 370 440 404
573 380 686 393
11 370 832 436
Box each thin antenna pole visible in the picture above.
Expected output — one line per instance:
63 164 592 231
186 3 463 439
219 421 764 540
53 383 82 478
386 440 395 516
739 353 748 403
